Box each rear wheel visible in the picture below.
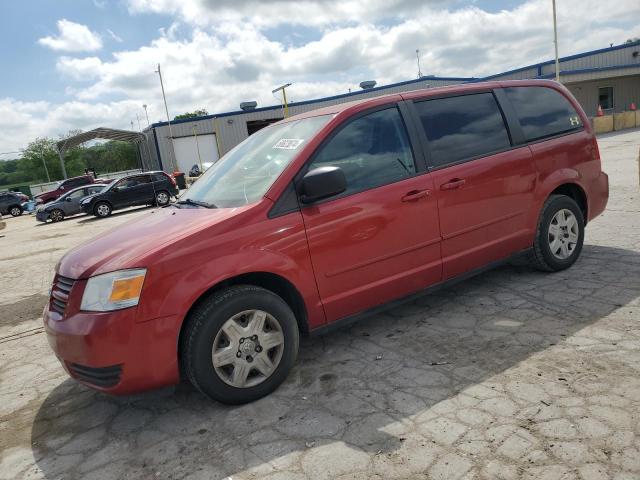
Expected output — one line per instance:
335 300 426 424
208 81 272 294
49 209 64 222
9 205 22 217
181 285 299 404
94 202 112 218
531 194 584 272
155 190 170 206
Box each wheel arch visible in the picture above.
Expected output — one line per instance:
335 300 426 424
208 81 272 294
549 182 588 224
177 271 309 373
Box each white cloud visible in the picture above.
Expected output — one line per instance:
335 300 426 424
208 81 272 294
38 19 103 52
3 0 639 158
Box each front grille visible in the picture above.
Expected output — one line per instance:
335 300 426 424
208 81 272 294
68 363 123 388
50 275 76 315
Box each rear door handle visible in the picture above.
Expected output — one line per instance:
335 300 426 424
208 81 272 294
401 189 431 202
440 179 466 190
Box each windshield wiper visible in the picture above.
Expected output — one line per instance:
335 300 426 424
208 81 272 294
176 198 217 209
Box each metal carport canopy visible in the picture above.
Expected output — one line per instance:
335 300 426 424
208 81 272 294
56 127 151 179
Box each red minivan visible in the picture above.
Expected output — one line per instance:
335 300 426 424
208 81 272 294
44 80 608 404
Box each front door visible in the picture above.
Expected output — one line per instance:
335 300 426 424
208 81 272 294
411 92 537 279
300 106 442 322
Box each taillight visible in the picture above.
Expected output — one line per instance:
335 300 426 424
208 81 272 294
169 174 177 186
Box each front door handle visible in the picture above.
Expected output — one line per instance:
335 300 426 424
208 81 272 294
440 179 466 190
401 189 431 202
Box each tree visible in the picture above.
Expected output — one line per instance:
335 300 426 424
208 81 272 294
174 109 209 120
625 37 640 44
20 137 60 183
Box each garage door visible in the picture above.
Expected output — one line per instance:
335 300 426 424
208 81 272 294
173 134 219 173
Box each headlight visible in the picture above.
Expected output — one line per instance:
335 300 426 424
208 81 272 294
80 269 147 312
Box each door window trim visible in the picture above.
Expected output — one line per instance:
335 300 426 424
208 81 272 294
406 90 518 172
269 102 427 217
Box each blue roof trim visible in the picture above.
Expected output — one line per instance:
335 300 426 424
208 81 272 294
535 62 640 79
476 40 640 82
150 75 475 128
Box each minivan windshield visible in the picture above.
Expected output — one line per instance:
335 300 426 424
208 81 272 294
182 114 331 208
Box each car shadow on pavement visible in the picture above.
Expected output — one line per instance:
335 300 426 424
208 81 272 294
75 206 156 224
30 244 640 479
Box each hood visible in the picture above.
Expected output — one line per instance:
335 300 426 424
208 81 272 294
58 205 252 279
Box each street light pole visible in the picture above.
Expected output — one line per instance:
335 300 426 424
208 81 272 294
416 49 422 78
552 0 560 82
142 104 150 126
155 63 177 170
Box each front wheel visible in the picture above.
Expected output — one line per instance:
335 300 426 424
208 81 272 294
93 201 112 218
531 194 584 272
181 285 299 404
9 205 22 217
49 209 64 222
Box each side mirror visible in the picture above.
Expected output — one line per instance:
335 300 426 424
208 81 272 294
112 186 121 192
65 197 72 202
300 166 347 204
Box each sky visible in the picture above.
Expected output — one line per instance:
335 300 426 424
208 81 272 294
0 0 639 159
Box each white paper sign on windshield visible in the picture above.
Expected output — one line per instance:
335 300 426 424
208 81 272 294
273 139 304 150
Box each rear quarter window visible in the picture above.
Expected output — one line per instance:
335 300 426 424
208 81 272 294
504 86 583 142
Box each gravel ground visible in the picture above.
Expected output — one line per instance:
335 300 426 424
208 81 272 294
1 129 639 480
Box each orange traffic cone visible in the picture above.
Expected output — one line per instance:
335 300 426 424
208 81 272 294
630 102 637 111
596 105 604 116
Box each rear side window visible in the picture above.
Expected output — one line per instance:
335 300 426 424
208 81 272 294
308 107 416 196
504 86 583 142
414 93 511 168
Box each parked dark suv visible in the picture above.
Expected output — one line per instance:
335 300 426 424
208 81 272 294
80 171 178 218
0 191 28 217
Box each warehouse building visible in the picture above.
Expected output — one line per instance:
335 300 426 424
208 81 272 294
142 40 640 173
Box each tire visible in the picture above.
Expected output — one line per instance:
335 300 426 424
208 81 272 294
9 205 22 217
181 285 299 405
531 194 584 272
155 190 170 207
93 201 112 218
49 209 64 222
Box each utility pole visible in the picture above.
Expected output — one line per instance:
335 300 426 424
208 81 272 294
39 148 51 183
142 104 150 126
155 63 177 170
552 0 560 82
136 113 141 131
416 49 422 78
272 83 292 118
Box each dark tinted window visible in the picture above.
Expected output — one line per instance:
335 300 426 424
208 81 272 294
415 93 511 168
153 173 168 182
308 107 415 196
504 86 583 142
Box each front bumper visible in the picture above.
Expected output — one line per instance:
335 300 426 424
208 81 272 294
44 298 182 395
35 210 49 222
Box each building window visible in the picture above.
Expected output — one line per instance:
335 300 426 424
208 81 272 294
598 87 614 110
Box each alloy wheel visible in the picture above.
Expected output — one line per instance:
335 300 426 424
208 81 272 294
10 207 21 217
548 208 579 260
212 309 285 388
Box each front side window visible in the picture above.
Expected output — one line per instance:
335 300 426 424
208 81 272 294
415 93 512 168
185 115 331 208
67 189 86 200
598 86 614 110
504 86 583 142
307 107 416 197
